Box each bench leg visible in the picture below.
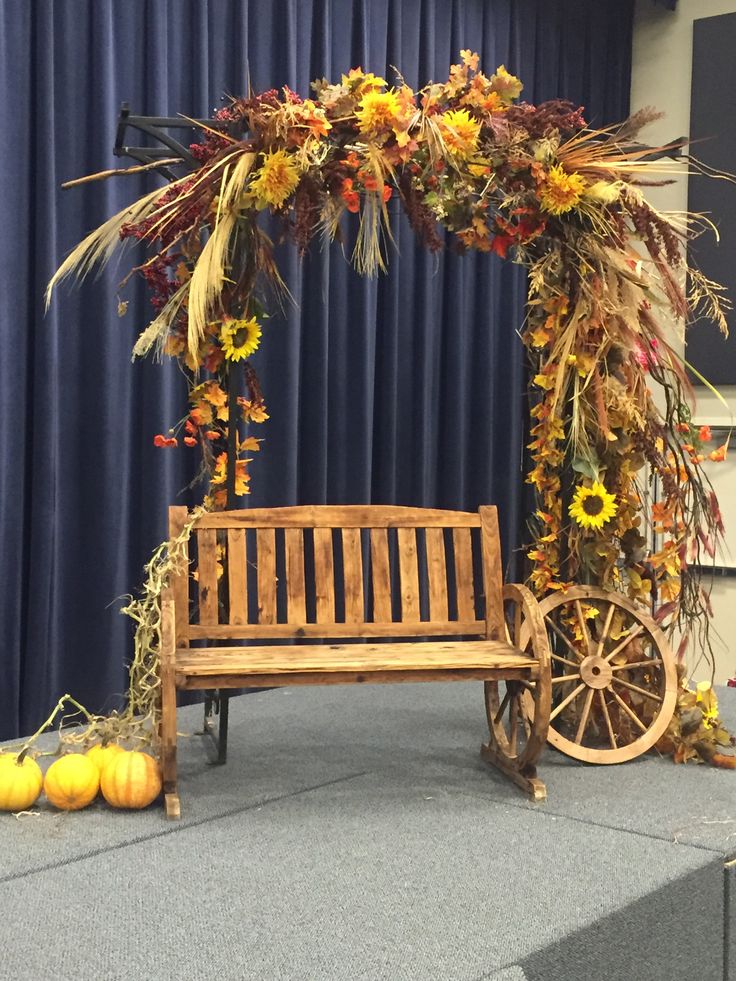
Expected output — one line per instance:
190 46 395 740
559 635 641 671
480 742 547 802
160 664 181 820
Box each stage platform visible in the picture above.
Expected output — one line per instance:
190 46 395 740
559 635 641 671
1 683 734 980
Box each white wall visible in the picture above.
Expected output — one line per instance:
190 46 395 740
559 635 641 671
632 0 736 684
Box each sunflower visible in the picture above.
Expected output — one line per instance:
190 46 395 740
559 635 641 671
249 149 301 209
539 163 586 216
569 481 618 531
220 316 262 362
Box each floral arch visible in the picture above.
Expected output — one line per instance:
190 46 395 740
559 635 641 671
46 51 730 738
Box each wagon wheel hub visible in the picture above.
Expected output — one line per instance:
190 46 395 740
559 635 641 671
579 654 612 690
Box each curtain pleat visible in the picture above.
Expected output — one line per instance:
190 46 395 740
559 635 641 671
0 0 634 739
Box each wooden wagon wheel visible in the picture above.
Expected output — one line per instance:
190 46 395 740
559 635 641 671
525 586 677 764
482 583 552 799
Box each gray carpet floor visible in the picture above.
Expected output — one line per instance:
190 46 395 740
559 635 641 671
1 683 734 980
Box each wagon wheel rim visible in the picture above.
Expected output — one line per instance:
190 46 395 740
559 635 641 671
484 584 550 770
528 586 677 764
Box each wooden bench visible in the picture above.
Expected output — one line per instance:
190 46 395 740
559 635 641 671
160 505 552 818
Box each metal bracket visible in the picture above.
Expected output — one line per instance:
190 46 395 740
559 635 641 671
202 690 230 765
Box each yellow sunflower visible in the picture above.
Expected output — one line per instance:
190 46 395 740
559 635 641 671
220 317 262 362
539 163 586 216
249 149 300 209
569 481 618 531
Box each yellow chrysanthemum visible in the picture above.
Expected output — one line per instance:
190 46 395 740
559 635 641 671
539 164 586 216
569 482 618 531
355 89 400 136
439 108 481 158
220 317 262 362
249 149 300 208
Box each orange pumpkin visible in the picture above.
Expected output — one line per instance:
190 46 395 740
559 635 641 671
0 753 44 812
44 754 100 811
86 743 125 775
100 751 162 809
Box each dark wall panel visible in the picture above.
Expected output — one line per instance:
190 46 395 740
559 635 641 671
687 12 736 385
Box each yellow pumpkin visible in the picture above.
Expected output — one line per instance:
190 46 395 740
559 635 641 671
85 743 125 775
100 751 162 809
0 753 44 812
44 754 100 811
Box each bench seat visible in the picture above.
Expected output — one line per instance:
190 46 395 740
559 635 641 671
174 640 538 687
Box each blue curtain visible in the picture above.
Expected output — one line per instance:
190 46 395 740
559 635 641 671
0 0 633 740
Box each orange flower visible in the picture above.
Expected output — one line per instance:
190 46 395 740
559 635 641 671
184 436 197 447
710 443 727 462
153 434 177 448
205 430 220 441
698 425 712 442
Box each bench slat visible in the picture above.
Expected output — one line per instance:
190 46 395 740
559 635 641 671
342 528 365 622
169 506 191 647
425 527 448 621
186 620 484 639
314 527 335 622
197 528 219 625
285 528 306 622
195 505 481 529
454 527 476 622
175 640 535 676
397 528 420 621
256 528 277 624
227 529 247 625
370 528 393 623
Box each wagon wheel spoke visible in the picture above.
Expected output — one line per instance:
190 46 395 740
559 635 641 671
552 673 582 684
598 690 617 749
551 651 581 670
550 682 586 722
574 599 591 649
609 688 648 733
610 658 663 672
494 687 512 726
509 696 519 755
603 624 645 663
547 618 584 662
575 688 596 744
594 603 615 658
610 675 663 703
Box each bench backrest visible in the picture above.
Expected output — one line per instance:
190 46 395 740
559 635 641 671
168 505 505 647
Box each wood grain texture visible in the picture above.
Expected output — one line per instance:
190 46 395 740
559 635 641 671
370 527 393 623
187 620 484 640
256 528 277 624
195 505 481 529
168 506 191 648
178 667 536 689
453 527 476 622
313 526 335 622
341 528 365 622
175 640 535 675
397 528 420 621
479 506 504 641
425 527 448 621
227 529 247 625
284 528 306 623
196 528 219 625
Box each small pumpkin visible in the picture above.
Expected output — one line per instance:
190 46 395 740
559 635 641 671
86 743 125 776
0 753 44 812
100 751 162 809
44 754 100 811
